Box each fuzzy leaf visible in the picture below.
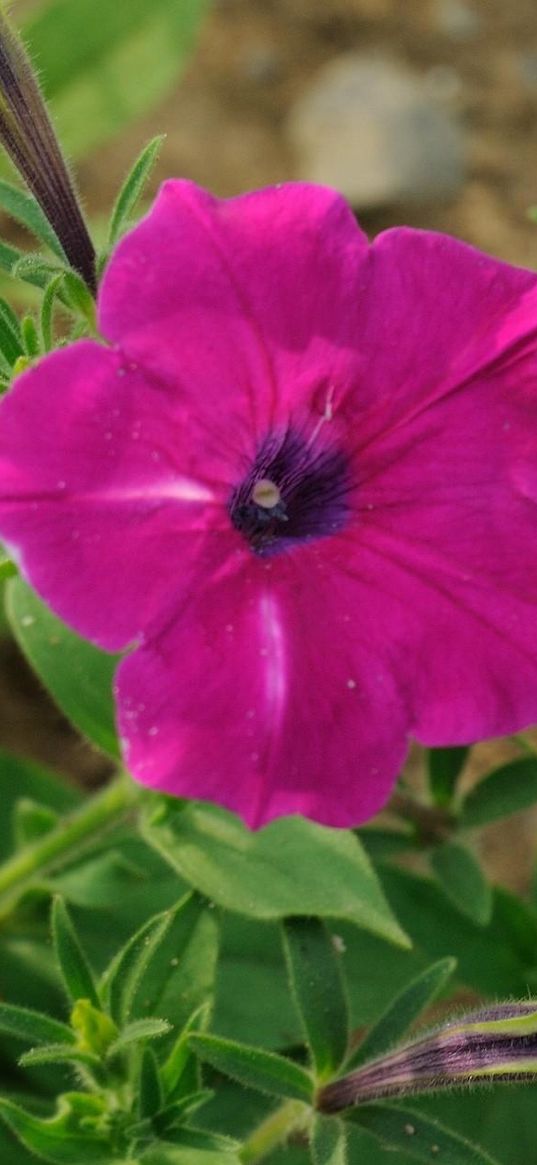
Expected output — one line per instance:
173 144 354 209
138 1046 164 1119
0 294 23 365
283 917 349 1080
101 892 216 1030
40 273 66 351
100 909 170 1025
346 1104 500 1164
154 1090 213 1134
19 1044 98 1069
52 897 100 1007
127 891 218 1027
189 1033 313 1103
312 1116 348 1165
0 1098 109 1164
0 1001 73 1046
141 802 408 946
346 958 456 1071
107 1017 171 1057
0 180 65 257
109 134 165 243
160 1003 211 1101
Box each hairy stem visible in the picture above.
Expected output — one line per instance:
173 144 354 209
0 772 140 919
240 1100 309 1164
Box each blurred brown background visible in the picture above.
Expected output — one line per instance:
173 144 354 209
90 0 537 266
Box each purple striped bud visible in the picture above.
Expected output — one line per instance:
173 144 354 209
317 1002 537 1114
0 10 95 291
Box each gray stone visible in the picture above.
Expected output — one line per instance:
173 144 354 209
434 0 481 40
287 54 465 209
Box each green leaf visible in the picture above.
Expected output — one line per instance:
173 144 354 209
431 842 492 926
13 798 59 846
14 253 65 283
21 313 40 358
282 917 349 1080
52 897 100 1007
346 958 456 1071
0 239 55 293
380 865 537 997
460 759 537 828
346 1104 500 1164
25 0 210 159
100 908 172 1025
18 1044 98 1069
0 295 23 365
311 1116 348 1165
161 1003 211 1100
428 747 469 808
0 1001 74 1046
100 891 216 1031
138 1046 164 1118
62 271 96 326
141 1138 241 1164
0 180 65 258
127 891 218 1030
359 827 417 862
154 1090 214 1133
189 1034 313 1103
0 751 80 860
47 849 145 907
109 134 165 244
40 273 65 351
107 1017 172 1057
0 1098 110 1164
6 577 120 757
141 802 408 946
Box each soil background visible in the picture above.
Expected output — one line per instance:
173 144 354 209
2 0 537 891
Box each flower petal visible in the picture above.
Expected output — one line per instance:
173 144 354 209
115 550 409 828
342 239 537 744
99 179 369 436
347 227 537 444
335 522 537 746
0 341 238 650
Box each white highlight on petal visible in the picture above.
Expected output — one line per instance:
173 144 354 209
258 591 287 724
84 477 215 505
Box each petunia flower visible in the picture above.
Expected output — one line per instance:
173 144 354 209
0 180 537 828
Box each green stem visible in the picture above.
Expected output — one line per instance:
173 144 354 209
240 1100 309 1164
0 772 140 920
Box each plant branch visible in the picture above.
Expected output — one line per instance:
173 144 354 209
240 1100 309 1164
0 772 140 920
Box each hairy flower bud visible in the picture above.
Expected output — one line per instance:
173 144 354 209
0 10 95 290
317 1002 537 1113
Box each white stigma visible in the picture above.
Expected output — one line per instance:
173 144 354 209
252 478 282 510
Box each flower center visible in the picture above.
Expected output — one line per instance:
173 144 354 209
229 429 351 556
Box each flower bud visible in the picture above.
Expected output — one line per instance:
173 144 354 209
318 1002 537 1113
0 10 96 290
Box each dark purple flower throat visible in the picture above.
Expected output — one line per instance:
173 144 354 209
229 428 351 556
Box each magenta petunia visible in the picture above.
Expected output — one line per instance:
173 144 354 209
1 180 537 827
